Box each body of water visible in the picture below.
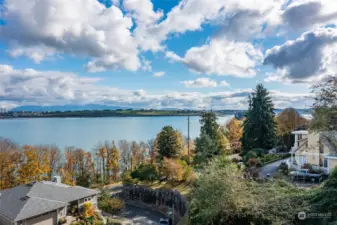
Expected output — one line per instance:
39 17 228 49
0 116 233 150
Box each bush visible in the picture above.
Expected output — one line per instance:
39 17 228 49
250 148 265 156
98 198 125 215
121 170 134 185
131 164 159 181
246 158 262 168
82 202 95 218
190 157 311 225
185 170 198 185
259 154 282 165
279 162 289 175
244 151 258 161
162 158 185 182
58 218 67 225
94 221 104 225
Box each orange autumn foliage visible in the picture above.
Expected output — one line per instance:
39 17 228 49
18 146 50 184
162 158 184 182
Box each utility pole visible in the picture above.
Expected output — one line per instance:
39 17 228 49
187 115 190 157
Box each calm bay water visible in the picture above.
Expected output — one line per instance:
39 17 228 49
0 116 233 150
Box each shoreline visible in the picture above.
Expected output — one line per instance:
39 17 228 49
0 112 237 119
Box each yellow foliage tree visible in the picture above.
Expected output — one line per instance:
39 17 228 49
62 148 76 186
162 158 184 182
18 146 50 184
107 141 120 182
0 148 21 189
226 118 243 143
82 202 95 218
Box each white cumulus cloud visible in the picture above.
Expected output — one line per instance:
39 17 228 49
0 64 313 110
153 71 165 77
219 80 230 87
0 0 140 72
181 78 217 88
167 39 263 77
264 27 337 84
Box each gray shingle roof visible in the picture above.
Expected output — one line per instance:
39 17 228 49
321 132 337 154
15 198 67 221
0 182 98 222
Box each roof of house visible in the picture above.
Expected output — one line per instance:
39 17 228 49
0 182 98 222
320 132 337 154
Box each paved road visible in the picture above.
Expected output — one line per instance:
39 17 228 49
119 205 164 225
259 157 290 178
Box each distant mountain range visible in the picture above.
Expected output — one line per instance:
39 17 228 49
11 104 131 112
10 104 313 114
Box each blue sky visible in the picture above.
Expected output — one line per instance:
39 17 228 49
0 0 336 109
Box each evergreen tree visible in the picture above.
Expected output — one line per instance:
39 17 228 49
200 112 219 139
195 112 230 163
156 126 183 159
242 84 277 152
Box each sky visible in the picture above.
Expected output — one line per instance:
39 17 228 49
0 0 336 110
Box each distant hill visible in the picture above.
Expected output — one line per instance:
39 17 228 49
12 104 130 112
10 105 312 114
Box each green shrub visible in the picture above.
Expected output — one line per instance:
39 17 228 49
278 162 289 175
121 170 134 185
58 218 67 225
250 148 265 156
98 198 125 215
94 221 104 225
244 151 258 161
131 164 158 181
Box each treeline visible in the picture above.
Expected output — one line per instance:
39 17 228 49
0 139 149 189
0 109 203 118
0 133 196 189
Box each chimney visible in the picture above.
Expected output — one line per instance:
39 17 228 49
52 176 62 184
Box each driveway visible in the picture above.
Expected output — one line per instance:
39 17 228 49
259 157 290 178
119 205 164 225
107 184 166 224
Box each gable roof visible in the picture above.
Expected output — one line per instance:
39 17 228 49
0 182 98 222
320 132 337 154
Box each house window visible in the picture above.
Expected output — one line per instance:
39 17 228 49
299 156 307 165
298 134 302 140
324 159 328 168
59 207 66 217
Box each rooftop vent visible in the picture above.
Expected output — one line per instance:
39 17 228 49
52 176 62 184
20 196 29 201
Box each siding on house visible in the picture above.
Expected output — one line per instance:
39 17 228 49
328 159 337 171
293 131 336 173
78 195 98 209
20 211 57 225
